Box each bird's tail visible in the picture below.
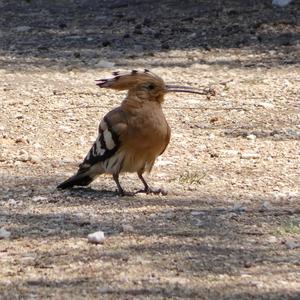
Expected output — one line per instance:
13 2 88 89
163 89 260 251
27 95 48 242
57 172 95 189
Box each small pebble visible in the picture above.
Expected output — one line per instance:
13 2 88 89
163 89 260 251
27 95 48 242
30 155 42 164
0 228 11 239
87 231 105 244
246 134 256 141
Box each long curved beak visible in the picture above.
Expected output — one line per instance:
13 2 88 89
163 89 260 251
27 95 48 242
166 84 215 95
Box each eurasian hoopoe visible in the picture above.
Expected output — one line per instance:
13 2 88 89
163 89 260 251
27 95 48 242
57 69 204 195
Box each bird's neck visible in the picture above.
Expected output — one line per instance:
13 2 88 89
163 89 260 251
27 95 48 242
122 95 163 111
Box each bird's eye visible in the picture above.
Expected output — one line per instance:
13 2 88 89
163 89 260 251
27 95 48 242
147 83 155 90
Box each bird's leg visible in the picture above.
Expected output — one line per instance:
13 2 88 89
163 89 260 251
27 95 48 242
137 172 167 195
138 172 150 193
113 173 134 196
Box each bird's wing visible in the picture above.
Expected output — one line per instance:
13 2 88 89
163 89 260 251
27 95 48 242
159 123 171 156
78 107 128 173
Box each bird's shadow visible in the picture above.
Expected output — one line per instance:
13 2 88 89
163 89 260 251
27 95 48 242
56 187 163 200
63 187 120 198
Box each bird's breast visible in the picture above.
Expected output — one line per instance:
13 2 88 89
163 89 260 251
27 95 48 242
126 108 169 151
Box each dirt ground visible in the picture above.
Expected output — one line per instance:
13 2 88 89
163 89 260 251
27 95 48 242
0 0 300 299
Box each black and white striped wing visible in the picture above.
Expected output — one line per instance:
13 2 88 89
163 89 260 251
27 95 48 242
78 115 122 172
57 108 127 189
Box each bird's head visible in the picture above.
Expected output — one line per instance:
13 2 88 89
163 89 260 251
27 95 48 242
96 69 212 103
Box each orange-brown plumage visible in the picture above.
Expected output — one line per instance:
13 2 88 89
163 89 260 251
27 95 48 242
58 69 203 195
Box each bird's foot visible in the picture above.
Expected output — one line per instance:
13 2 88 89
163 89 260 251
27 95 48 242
136 187 168 196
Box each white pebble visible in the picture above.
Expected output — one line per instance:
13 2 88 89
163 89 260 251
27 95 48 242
30 155 42 164
0 228 11 239
246 134 257 141
87 231 105 244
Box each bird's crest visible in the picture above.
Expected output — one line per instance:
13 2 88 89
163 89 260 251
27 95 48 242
96 69 164 91
96 69 216 96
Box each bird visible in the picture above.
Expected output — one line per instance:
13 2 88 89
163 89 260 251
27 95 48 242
57 69 205 196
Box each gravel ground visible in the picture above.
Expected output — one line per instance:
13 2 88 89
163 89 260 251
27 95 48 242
1 0 300 299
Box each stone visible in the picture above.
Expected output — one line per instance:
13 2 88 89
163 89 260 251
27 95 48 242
87 231 105 244
246 134 256 141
